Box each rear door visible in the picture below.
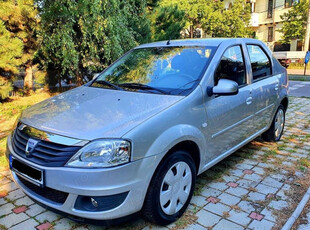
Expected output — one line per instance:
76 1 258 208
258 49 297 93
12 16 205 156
203 45 255 157
246 44 279 131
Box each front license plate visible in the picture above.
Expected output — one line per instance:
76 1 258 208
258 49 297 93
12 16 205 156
11 157 44 187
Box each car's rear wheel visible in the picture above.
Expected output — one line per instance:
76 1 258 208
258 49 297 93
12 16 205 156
142 150 196 225
262 104 285 142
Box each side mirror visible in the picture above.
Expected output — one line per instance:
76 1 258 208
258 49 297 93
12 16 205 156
207 79 239 96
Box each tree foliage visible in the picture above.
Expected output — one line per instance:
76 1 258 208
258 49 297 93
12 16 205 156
279 0 308 43
37 0 150 86
161 0 252 38
0 0 39 89
150 5 186 41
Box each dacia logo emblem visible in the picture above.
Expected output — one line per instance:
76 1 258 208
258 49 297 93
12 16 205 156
25 138 39 157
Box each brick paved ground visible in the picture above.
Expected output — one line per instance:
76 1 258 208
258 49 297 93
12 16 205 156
1 96 310 230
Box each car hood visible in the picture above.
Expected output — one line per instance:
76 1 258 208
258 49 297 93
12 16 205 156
21 86 183 140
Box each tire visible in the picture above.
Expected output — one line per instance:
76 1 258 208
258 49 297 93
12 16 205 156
142 150 196 226
262 104 285 142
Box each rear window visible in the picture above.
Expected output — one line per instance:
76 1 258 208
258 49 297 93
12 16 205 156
246 45 271 81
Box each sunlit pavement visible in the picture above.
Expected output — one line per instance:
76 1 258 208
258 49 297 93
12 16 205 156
1 96 310 229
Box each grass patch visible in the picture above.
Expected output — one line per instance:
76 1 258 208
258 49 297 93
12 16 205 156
0 92 52 168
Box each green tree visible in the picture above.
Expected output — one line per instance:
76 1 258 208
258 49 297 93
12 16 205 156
279 0 308 44
37 0 150 87
161 0 251 38
210 0 252 37
150 5 186 41
0 0 39 89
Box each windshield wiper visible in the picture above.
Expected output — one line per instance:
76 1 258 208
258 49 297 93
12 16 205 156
119 83 168 94
93 80 124 91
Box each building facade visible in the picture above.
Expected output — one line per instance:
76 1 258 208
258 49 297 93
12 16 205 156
223 0 302 52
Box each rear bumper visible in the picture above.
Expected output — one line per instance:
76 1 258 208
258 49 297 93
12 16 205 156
6 134 163 220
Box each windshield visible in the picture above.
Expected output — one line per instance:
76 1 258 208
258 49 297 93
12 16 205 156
91 46 215 95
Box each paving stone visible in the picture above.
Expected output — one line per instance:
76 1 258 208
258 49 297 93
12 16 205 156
0 198 6 206
26 204 46 216
213 219 243 230
0 212 29 228
235 163 253 170
243 169 254 175
191 195 208 207
36 222 52 230
53 218 75 230
248 219 275 230
196 209 221 227
201 187 222 198
184 224 206 230
35 210 60 223
6 188 25 201
248 192 266 202
282 161 293 166
226 187 248 197
227 182 238 188
269 200 288 210
261 176 283 189
15 196 35 206
207 181 228 191
257 162 273 168
249 212 264 221
207 196 220 204
204 202 230 216
237 179 259 189
10 218 38 230
270 173 286 181
243 173 262 182
229 169 244 177
255 183 278 195
218 193 241 206
252 167 265 175
222 175 239 183
0 202 15 216
227 209 251 226
13 205 28 214
261 208 276 222
242 159 258 166
238 200 256 213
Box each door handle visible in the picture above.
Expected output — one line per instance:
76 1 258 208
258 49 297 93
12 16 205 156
246 97 252 105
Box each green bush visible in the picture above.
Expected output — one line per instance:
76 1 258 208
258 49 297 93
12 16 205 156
0 77 13 101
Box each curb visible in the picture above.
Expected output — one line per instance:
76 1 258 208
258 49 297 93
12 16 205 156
288 75 310 81
281 186 310 230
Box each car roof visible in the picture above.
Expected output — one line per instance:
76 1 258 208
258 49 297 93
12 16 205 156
136 38 259 48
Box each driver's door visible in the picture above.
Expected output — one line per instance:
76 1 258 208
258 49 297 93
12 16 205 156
203 45 255 158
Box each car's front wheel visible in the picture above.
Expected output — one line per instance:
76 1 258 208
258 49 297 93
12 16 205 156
142 150 196 225
262 104 285 142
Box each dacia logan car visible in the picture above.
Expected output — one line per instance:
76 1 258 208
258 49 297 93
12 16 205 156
6 38 288 225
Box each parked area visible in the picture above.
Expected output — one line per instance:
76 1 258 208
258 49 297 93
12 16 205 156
0 95 309 229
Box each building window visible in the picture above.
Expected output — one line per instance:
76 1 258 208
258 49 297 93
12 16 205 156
268 27 273 42
267 0 273 18
285 0 299 8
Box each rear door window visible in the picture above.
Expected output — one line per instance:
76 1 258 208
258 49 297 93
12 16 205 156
214 45 246 86
246 45 272 81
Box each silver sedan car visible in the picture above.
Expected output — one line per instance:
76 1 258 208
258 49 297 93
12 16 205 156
6 38 288 225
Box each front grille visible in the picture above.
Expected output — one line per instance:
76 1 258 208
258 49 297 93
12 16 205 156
12 128 81 167
17 175 69 204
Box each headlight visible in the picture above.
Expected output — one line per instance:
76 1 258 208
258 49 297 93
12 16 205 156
66 139 131 168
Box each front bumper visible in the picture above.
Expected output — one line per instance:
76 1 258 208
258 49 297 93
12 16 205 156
6 134 163 220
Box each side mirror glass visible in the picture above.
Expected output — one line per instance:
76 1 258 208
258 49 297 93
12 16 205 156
207 79 239 96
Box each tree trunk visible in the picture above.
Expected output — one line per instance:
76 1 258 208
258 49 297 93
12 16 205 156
190 25 194 38
24 65 33 89
58 78 62 90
